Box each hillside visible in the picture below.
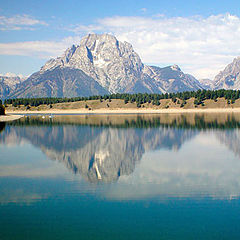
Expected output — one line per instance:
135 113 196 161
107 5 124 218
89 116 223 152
9 67 108 98
5 97 240 112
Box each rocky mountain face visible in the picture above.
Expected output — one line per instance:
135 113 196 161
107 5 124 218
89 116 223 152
10 66 108 98
0 75 25 99
6 34 203 98
198 78 215 90
214 57 240 90
143 65 203 93
40 34 144 94
194 57 240 90
3 34 240 98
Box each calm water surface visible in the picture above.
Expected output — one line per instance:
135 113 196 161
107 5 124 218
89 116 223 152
0 113 240 239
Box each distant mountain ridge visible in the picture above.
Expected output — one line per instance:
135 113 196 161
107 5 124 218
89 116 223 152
0 75 25 99
10 67 108 98
198 79 215 90
214 57 240 90
4 34 204 99
2 33 240 99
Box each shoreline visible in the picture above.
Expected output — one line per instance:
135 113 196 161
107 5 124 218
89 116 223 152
0 114 24 122
6 107 240 115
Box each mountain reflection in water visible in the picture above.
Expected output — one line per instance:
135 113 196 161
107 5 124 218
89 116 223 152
1 115 198 182
1 113 240 240
0 114 240 201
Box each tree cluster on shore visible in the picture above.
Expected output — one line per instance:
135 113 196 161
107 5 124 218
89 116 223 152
3 89 240 108
0 100 5 115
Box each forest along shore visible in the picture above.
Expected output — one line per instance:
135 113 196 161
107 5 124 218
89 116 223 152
4 90 240 115
5 96 240 114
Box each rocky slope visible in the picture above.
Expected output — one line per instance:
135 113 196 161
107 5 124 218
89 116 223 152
198 78 215 90
8 34 203 98
0 75 25 99
40 34 144 94
214 57 240 89
143 65 203 93
10 66 108 98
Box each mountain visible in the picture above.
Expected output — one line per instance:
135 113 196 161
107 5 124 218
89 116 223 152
8 33 203 98
10 66 108 98
143 65 203 93
214 57 240 89
0 74 25 99
198 78 215 90
40 34 144 94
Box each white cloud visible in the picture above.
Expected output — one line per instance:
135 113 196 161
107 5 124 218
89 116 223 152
0 36 82 59
0 14 48 31
140 8 147 13
71 13 240 79
1 13 240 79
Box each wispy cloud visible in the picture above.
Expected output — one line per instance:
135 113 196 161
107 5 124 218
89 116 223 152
1 13 240 79
0 36 81 59
140 8 147 13
70 13 240 79
0 14 48 31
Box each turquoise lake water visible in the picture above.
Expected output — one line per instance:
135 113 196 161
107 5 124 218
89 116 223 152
0 113 240 239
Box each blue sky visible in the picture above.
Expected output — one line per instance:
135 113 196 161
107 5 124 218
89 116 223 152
1 0 240 79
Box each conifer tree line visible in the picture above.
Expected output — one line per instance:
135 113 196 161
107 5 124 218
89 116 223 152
3 89 240 108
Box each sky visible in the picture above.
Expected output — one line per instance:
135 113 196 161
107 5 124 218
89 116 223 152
1 0 240 79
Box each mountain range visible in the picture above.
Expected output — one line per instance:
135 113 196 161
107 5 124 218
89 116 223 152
1 33 240 99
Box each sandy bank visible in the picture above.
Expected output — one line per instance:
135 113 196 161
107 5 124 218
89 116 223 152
6 107 240 115
0 115 24 122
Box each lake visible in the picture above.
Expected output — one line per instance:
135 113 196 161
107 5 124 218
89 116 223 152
0 113 240 240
